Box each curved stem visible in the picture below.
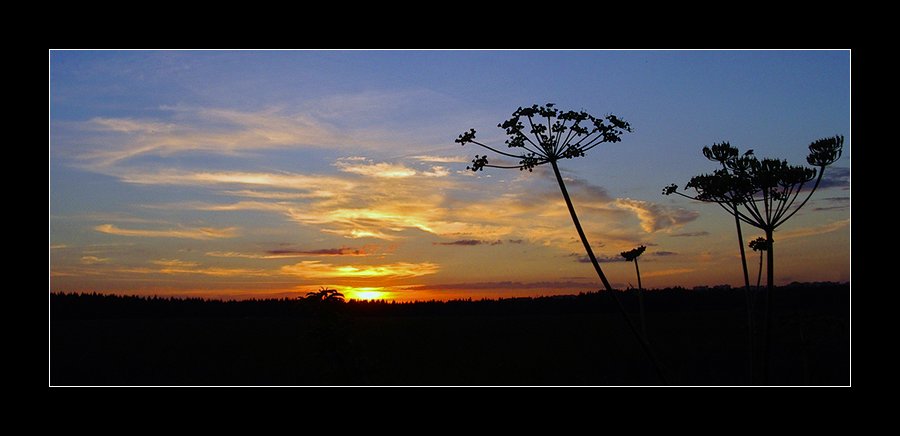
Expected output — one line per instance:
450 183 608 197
551 159 668 384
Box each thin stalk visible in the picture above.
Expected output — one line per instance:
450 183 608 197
734 205 753 385
756 250 763 291
635 259 647 342
551 160 668 384
761 227 775 384
734 205 751 289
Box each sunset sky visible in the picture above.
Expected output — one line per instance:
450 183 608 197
49 50 850 301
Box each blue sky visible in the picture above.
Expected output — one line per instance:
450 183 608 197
50 50 850 300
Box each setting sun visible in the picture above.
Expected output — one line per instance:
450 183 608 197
354 291 384 300
344 287 389 300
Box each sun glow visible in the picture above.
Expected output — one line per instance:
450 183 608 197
354 291 384 300
344 287 389 300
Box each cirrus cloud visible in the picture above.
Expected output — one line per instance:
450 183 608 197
94 224 239 240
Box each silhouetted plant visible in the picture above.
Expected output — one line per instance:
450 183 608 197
671 136 842 291
749 237 770 292
664 142 757 383
621 245 648 341
457 103 667 383
305 287 345 303
663 142 753 290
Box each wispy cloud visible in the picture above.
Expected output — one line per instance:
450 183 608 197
817 167 850 190
421 166 450 177
281 261 439 279
206 246 375 259
334 157 418 178
614 198 700 233
94 224 239 240
117 170 355 197
642 268 695 278
778 219 849 241
433 239 503 246
669 231 709 237
813 196 850 211
152 259 200 268
76 107 342 167
569 253 627 263
267 247 372 256
80 255 109 265
410 155 468 163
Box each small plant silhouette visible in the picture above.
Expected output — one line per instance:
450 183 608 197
621 245 648 341
748 237 770 292
305 287 345 303
457 103 667 383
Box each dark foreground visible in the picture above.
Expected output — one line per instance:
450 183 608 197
50 283 849 385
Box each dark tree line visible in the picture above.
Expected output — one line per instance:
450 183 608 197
51 283 847 320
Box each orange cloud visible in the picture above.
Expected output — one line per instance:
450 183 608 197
206 246 373 259
94 224 239 240
280 261 439 279
113 259 266 277
80 255 109 265
642 268 695 278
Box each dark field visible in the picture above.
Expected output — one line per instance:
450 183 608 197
50 283 849 385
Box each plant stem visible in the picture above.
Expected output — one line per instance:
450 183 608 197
550 160 667 384
734 205 751 290
734 205 754 384
757 251 763 291
761 227 775 384
635 259 647 342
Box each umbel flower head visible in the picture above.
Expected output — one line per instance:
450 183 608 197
621 245 647 262
702 141 739 164
748 237 770 252
456 103 632 172
807 135 844 167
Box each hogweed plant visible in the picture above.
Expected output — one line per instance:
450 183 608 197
621 245 648 341
665 135 844 383
664 142 753 290
663 142 757 382
457 103 667 383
